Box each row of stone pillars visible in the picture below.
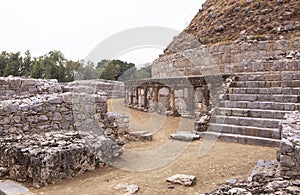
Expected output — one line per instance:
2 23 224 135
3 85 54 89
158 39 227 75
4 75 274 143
125 85 209 117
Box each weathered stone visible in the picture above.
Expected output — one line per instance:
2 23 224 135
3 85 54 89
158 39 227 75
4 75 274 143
0 167 8 177
171 132 200 141
166 174 196 186
280 155 295 167
114 183 139 195
280 138 294 153
38 115 48 121
228 188 250 194
53 112 62 121
266 180 289 189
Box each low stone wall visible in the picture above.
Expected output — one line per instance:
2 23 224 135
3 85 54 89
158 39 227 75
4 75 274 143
104 112 129 142
66 79 125 98
0 93 106 135
278 111 300 178
0 79 123 187
0 77 62 101
152 38 300 78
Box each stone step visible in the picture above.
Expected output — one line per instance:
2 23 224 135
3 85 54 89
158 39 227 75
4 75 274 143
234 80 300 88
198 132 280 147
226 94 300 103
233 60 300 73
229 87 300 95
215 107 291 119
237 72 300 82
210 115 282 129
219 100 300 111
208 123 280 139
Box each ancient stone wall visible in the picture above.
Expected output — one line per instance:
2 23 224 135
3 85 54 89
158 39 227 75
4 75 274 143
66 79 125 98
278 111 300 178
152 38 300 78
0 93 107 135
0 78 124 187
0 77 62 101
101 112 130 144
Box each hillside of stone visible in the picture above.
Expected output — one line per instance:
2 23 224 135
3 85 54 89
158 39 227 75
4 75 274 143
164 0 300 55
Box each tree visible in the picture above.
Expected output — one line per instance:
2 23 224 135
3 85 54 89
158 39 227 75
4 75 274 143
65 60 81 82
100 62 120 80
21 50 32 77
0 51 8 76
4 52 22 77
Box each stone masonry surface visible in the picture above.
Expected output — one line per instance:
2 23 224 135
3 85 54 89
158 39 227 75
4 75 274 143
278 111 300 178
0 77 124 188
0 77 62 101
66 79 125 98
152 38 300 78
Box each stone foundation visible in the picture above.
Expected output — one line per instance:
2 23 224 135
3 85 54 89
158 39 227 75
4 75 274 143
278 111 300 178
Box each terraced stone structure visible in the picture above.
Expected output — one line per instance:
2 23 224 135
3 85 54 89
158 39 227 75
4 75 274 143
125 0 300 149
0 77 124 187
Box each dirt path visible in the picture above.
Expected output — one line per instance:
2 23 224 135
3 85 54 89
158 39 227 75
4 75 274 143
33 99 277 195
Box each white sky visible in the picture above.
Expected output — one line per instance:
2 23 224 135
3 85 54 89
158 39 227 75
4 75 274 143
0 0 204 65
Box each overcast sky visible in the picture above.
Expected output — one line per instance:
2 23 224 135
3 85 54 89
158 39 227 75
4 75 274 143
0 0 204 65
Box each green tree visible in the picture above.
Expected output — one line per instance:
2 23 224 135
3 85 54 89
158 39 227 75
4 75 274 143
100 62 120 80
65 60 81 82
21 50 32 77
4 52 22 76
0 51 8 76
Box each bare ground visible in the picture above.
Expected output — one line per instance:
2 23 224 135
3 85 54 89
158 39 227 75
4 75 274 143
32 99 277 195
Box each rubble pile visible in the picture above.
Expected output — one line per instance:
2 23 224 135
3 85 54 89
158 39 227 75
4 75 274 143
207 160 300 194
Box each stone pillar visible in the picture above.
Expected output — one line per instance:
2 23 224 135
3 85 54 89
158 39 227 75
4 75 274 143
170 88 175 112
124 88 128 105
153 86 159 110
134 88 138 107
130 89 134 105
188 87 195 116
201 86 209 114
144 87 148 110
138 88 142 107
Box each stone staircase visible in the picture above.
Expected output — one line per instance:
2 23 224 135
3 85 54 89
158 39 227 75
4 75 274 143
199 72 300 147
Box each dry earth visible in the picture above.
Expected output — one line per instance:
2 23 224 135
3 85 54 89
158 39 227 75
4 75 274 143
32 99 277 195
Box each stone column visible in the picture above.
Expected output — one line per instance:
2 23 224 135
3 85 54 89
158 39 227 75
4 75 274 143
170 88 175 112
201 86 209 114
188 87 195 116
153 86 159 110
138 88 142 107
144 87 148 110
134 88 138 107
130 88 134 105
124 88 128 105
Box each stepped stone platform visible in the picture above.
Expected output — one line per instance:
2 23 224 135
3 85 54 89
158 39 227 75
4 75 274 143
199 71 300 147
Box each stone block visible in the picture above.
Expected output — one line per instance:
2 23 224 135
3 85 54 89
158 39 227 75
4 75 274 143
280 138 294 153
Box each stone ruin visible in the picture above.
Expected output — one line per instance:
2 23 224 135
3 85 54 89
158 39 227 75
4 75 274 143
123 0 300 192
0 77 127 188
278 111 300 178
65 79 125 99
125 32 300 182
